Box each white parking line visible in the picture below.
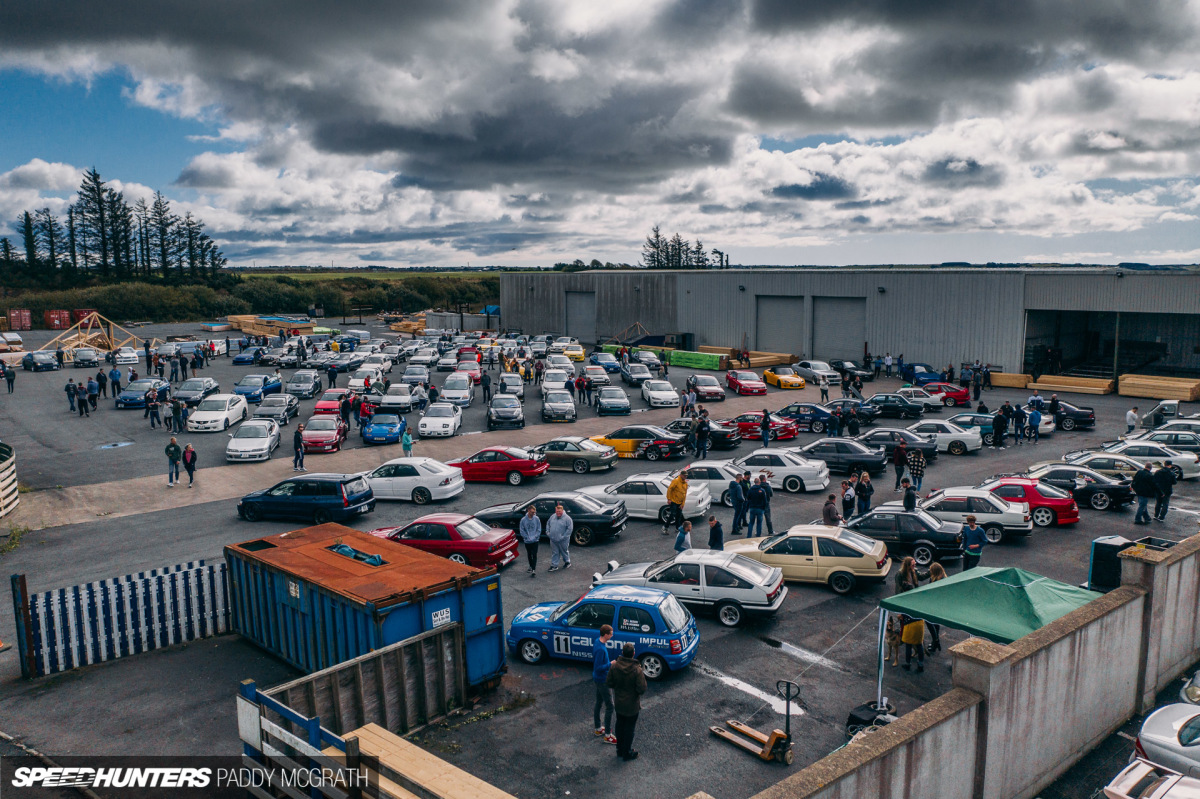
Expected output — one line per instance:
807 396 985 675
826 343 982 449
694 662 804 716
761 636 848 673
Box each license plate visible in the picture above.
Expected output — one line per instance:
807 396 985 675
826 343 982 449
357 505 369 514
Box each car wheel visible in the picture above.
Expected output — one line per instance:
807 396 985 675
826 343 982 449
223 419 230 430
1031 507 1056 527
658 505 673 524
721 490 732 507
242 409 248 420
1061 418 1076 431
948 440 967 456
944 398 957 407
829 572 856 595
571 526 595 547
572 459 590 474
982 432 994 446
639 653 667 680
412 487 432 505
716 601 743 628
783 475 803 493
645 448 661 462
519 639 547 664
449 553 468 564
313 509 331 525
984 525 1004 544
507 471 524 486
242 504 262 522
810 420 826 434
848 463 866 476
911 544 935 567
1170 465 1184 480
1089 492 1111 511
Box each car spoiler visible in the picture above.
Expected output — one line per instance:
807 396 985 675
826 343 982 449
592 560 621 585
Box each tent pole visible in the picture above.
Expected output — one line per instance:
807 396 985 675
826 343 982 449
876 607 886 709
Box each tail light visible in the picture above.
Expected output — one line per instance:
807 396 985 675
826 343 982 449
341 484 350 507
439 477 452 486
488 543 498 553
876 556 888 569
1134 736 1147 760
1023 514 1031 522
669 640 683 654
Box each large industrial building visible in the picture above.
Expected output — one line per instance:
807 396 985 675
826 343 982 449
499 267 1200 376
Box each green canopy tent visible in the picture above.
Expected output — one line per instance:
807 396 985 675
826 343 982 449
872 567 1101 708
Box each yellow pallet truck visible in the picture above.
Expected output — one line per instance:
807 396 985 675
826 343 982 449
710 681 799 765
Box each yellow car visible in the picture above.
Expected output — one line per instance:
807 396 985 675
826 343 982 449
763 366 806 389
564 344 586 361
725 524 889 594
590 425 686 460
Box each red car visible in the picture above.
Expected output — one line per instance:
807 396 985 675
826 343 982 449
369 513 519 568
723 411 799 441
976 477 1079 528
314 388 352 415
457 346 482 363
922 382 970 407
455 360 482 384
447 446 550 485
726 370 767 395
301 415 348 452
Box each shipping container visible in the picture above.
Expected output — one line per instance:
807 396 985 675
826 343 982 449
44 310 71 329
224 524 506 686
8 310 32 331
72 309 97 323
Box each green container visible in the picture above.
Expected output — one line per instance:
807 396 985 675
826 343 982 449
599 344 721 371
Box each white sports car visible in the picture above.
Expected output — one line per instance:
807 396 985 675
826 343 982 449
641 380 680 408
187 394 249 432
578 472 711 523
363 354 393 374
907 420 983 455
896 387 943 412
362 457 467 503
115 346 139 365
418 402 462 437
733 448 831 492
683 460 758 506
225 419 281 462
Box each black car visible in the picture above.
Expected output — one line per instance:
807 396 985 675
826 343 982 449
1020 464 1135 511
330 352 365 372
300 351 334 370
863 393 925 419
253 393 300 425
594 386 632 415
237 473 375 524
72 348 100 368
855 428 939 460
474 491 628 547
947 412 1001 446
845 509 964 567
830 359 874 381
540 390 577 423
276 349 302 368
285 370 323 399
824 398 882 424
21 352 59 371
1046 401 1096 431
685 374 727 401
791 438 888 475
487 395 526 430
662 417 742 449
174 377 221 406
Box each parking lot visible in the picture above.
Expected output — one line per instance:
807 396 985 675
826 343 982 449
1 321 1198 799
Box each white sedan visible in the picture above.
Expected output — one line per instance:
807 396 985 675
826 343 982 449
348 367 382 392
410 348 439 366
225 419 281 462
115 346 139 365
362 457 467 504
363 354 393 374
733 448 831 493
907 420 983 455
578 472 712 523
896 387 943 412
541 369 570 396
684 461 761 506
641 380 680 408
440 373 475 407
417 402 462 437
436 353 459 371
187 394 249 432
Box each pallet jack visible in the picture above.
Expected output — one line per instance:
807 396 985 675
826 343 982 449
710 681 800 765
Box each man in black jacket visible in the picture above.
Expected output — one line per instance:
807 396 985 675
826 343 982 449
1152 465 1177 522
1132 465 1157 524
606 643 647 761
901 478 918 512
293 424 306 472
728 473 746 535
707 516 724 551
991 411 1008 450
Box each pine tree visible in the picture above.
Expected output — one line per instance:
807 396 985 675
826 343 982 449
66 206 79 279
78 168 111 277
20 211 38 275
149 191 176 279
668 233 687 269
35 208 64 280
641 225 665 269
692 240 709 269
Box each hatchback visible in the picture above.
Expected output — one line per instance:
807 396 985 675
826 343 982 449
237 473 375 524
726 524 890 595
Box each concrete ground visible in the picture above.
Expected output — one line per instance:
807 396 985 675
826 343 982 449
0 321 1197 799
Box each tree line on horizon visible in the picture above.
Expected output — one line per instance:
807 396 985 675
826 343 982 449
641 225 729 269
1 168 227 289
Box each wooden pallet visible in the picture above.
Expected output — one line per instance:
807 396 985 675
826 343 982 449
989 372 1031 388
1027 376 1114 394
1026 383 1112 395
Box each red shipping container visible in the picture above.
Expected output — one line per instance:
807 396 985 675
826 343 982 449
44 310 71 330
72 309 98 323
7 309 32 330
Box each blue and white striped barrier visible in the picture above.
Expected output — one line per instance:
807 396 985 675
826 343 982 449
11 561 230 678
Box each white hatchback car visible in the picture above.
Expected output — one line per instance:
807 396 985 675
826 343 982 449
411 348 439 366
187 394 249 432
362 457 467 504
348 367 382 392
363 354 393 374
578 472 711 523
907 420 983 455
418 402 462 437
733 448 831 493
225 419 281 462
882 487 1032 543
115 346 139 365
641 380 680 408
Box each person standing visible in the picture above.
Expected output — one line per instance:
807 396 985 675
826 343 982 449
982 364 992 390
846 409 861 437
728 472 746 536
4 365 13 393
55 345 65 368
841 480 856 521
892 439 908 491
64 378 78 412
991 409 1007 450
86 376 99 411
900 478 918 511
592 625 617 743
745 478 768 537
77 383 91 417
96 368 108 398
830 408 843 438
760 476 776 535
1027 407 1042 444
109 365 122 397
906 447 926 492
181 444 198 488
962 515 986 569
546 503 573 572
674 520 693 553
1126 407 1139 434
518 504 542 577
171 398 185 434
327 364 338 388
293 424 306 471
143 341 152 370
606 643 647 762
819 375 829 403
224 336 231 357
481 371 492 402
695 414 710 460
900 611 926 673
873 355 882 379
759 408 772 448
665 471 688 538
821 493 842 526
402 428 414 457
894 556 919 594
147 389 161 429
707 515 724 551
884 353 893 377
926 563 947 654
169 355 179 383
856 473 875 516
1152 465 1176 522
165 437 182 486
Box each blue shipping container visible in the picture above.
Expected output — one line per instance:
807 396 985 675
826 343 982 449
224 524 506 686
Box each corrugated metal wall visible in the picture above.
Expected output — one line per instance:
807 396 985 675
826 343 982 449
1024 272 1200 313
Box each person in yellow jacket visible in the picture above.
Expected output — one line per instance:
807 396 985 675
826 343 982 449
664 472 688 538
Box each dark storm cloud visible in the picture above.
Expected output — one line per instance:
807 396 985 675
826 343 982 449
922 158 1004 188
770 174 855 200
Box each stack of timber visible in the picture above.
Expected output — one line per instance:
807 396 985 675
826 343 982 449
1026 375 1115 395
227 315 315 336
990 372 1032 388
1119 374 1200 401
698 345 795 368
389 313 426 335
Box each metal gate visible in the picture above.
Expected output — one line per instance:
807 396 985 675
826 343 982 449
565 291 597 345
812 297 867 361
755 296 805 355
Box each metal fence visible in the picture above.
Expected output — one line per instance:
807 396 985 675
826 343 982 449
0 443 18 519
10 560 230 678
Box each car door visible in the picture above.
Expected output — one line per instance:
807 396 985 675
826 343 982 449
367 464 398 499
806 441 840 468
703 565 752 606
559 603 617 661
968 495 1004 524
464 450 494 479
610 480 646 515
815 536 872 579
853 512 898 548
392 463 423 499
616 605 658 637
990 484 1027 505
760 535 817 581
421 523 455 558
540 441 568 468
926 495 969 523
261 481 300 519
647 563 703 605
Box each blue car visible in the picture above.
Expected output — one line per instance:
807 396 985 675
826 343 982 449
21 352 59 371
899 362 941 387
589 352 621 373
114 378 171 409
361 413 406 445
233 373 283 403
232 347 269 365
237 473 375 524
776 401 837 433
507 585 699 681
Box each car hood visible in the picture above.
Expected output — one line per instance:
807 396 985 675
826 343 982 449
442 388 471 397
117 389 147 399
189 410 229 421
175 389 208 399
599 562 652 582
474 502 519 519
234 385 263 394
645 390 676 399
303 430 339 439
420 418 454 426
228 437 273 451
364 424 400 434
598 397 629 405
511 602 566 626
492 407 523 416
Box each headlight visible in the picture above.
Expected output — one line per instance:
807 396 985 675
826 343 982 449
1186 685 1200 703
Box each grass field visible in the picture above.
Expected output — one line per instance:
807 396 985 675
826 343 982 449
238 269 488 281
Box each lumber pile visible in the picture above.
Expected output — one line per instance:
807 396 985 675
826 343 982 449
226 315 315 336
699 345 736 356
1026 376 1114 395
1119 374 1200 401
700 346 794 367
989 372 1030 388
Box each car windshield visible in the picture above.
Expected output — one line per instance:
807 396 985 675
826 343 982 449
810 361 832 370
837 529 878 552
570 494 605 511
774 367 795 376
427 405 454 417
234 425 270 438
353 370 376 380
457 518 492 539
599 388 625 399
417 349 436 357
77 349 96 357
914 510 942 528
545 392 572 404
596 353 616 362
544 370 568 382
492 397 520 408
645 381 673 392
842 361 861 369
386 386 409 396
319 391 344 402
444 375 470 389
179 379 206 391
370 415 400 425
197 399 228 411
260 397 286 407
307 418 338 431
734 371 757 380
501 374 521 385
693 376 718 386
1180 715 1200 746
289 374 314 384
727 555 774 584
404 368 425 376
658 595 690 633
127 380 157 391
239 377 264 387
628 364 650 375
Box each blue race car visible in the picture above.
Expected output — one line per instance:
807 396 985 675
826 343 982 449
21 351 59 371
507 585 699 681
898 362 942 387
361 413 406 445
114 378 171 409
775 401 837 433
233 373 282 403
232 347 269 365
589 352 621 373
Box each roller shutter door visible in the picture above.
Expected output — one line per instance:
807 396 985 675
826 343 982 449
811 297 866 361
565 291 597 344
755 296 804 355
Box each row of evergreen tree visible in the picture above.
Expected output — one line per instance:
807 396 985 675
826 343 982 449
641 225 729 269
1 168 227 287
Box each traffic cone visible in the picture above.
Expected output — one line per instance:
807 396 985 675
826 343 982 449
0 633 11 654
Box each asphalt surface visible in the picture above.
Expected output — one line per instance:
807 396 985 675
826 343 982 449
1 322 1198 799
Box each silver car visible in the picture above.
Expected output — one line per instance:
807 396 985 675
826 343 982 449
1133 704 1200 776
378 384 414 412
498 372 525 400
225 419 281 462
794 360 843 385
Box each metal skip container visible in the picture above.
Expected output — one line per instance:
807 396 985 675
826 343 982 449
224 524 506 687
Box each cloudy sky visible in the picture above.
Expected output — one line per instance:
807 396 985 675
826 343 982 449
4 0 1200 267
